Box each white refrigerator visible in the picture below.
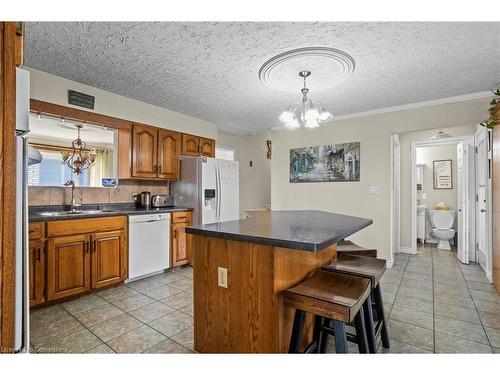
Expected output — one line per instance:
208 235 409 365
172 157 239 225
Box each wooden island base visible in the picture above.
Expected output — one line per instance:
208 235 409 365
191 234 336 353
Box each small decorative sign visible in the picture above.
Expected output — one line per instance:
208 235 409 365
433 159 453 189
68 90 95 109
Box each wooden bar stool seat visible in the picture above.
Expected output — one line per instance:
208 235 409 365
284 270 372 354
322 254 389 353
337 239 377 258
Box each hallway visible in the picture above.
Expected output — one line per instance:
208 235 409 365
379 245 500 353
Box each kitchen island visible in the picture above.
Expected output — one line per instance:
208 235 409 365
186 210 372 353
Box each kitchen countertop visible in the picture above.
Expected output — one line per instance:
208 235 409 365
29 203 193 222
186 210 372 252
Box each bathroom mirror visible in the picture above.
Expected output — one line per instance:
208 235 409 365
27 113 118 187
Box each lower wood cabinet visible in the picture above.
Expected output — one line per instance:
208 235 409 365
29 240 45 307
91 230 127 289
171 211 192 267
47 234 91 301
30 217 128 307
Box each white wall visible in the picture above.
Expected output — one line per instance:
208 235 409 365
399 123 477 249
217 130 272 216
271 98 489 262
26 67 217 139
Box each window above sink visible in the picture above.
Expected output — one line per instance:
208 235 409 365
27 112 118 187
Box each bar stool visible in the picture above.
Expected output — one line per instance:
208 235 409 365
284 270 372 354
337 239 377 258
322 254 389 353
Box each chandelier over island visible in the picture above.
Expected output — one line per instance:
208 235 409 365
278 70 332 129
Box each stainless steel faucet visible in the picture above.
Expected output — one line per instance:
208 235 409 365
64 179 81 212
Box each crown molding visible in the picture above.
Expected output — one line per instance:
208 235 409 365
270 91 492 132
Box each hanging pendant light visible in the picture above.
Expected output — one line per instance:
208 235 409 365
61 123 96 175
278 71 332 129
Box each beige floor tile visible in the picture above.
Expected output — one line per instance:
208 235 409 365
434 315 489 344
397 286 433 302
170 326 194 350
379 338 432 354
387 319 434 351
30 315 85 343
107 325 166 353
129 301 176 323
478 310 500 329
144 338 192 353
389 305 433 330
149 311 193 337
88 313 144 342
435 332 492 353
142 284 183 300
434 302 481 325
394 295 433 314
127 278 164 293
433 282 470 297
86 344 115 353
62 294 110 315
470 289 500 304
179 304 194 316
434 291 475 310
97 285 140 302
73 303 124 326
466 281 498 293
474 299 500 315
34 328 102 354
110 294 155 312
485 326 500 348
149 271 185 284
160 291 193 309
167 277 193 292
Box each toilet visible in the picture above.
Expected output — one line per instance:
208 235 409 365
429 210 456 250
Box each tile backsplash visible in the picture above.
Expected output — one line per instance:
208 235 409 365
28 180 170 206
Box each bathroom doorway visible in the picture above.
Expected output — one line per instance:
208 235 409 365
411 135 475 260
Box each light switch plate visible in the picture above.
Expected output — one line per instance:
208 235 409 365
369 185 382 194
218 267 228 288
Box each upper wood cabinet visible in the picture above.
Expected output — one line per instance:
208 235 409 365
157 129 181 179
131 124 158 178
181 134 215 157
91 230 127 289
127 124 180 180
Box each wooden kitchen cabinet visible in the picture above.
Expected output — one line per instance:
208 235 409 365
91 230 127 289
46 234 91 301
131 124 158 178
127 123 181 180
171 211 192 267
29 240 45 307
181 134 215 157
157 129 181 179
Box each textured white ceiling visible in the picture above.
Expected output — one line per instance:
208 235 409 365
24 22 500 135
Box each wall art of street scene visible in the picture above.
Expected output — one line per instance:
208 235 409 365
289 142 360 183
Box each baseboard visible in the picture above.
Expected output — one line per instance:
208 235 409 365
386 259 394 268
397 247 415 254
485 269 493 283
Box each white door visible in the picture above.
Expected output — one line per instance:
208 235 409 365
217 160 239 222
457 142 473 264
475 127 490 274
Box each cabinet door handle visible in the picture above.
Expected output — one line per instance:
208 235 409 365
36 248 41 262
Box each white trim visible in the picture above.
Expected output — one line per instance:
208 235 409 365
397 247 414 254
270 91 492 131
390 134 401 265
385 259 394 269
411 135 475 257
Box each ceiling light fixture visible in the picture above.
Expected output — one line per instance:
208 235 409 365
61 124 96 175
429 129 452 139
278 71 332 129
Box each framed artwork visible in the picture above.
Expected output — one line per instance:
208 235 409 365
433 159 452 189
289 142 360 183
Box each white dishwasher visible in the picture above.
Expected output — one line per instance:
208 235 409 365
127 213 171 282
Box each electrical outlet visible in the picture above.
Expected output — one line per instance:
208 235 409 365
218 267 228 288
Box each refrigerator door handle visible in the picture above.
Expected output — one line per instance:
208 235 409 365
216 162 222 222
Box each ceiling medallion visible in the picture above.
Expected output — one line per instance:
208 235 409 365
258 47 355 93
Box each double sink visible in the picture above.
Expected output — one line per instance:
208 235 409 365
39 208 117 217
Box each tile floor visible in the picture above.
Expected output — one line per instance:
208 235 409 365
30 266 194 353
376 244 500 354
30 245 500 354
